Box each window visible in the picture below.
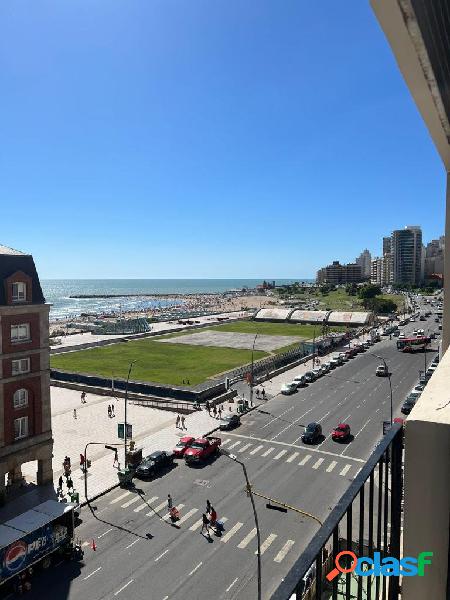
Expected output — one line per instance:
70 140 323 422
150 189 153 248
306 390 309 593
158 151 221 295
11 282 26 302
13 389 28 409
14 416 28 440
10 324 30 343
11 358 30 375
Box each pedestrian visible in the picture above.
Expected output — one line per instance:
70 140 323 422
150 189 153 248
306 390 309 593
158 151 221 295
81 391 86 403
167 494 173 511
58 475 63 490
209 506 217 527
80 453 85 469
180 415 186 430
111 403 115 417
206 499 211 514
205 400 210 415
176 415 180 428
218 406 222 419
107 405 111 418
67 477 73 491
256 389 260 399
73 408 77 419
262 389 266 400
182 379 185 384
201 513 210 536
187 379 190 385
213 405 217 419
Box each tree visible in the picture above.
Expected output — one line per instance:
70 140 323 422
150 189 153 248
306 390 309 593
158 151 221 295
365 297 397 314
358 284 381 300
345 283 358 296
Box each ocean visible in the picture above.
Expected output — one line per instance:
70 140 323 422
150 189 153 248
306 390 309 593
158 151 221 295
41 279 311 321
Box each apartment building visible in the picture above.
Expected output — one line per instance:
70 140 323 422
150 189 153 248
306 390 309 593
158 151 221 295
0 245 53 496
316 261 363 285
391 226 423 286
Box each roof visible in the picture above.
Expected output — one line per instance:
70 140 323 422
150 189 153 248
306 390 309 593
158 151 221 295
0 252 45 305
327 311 372 325
290 310 329 323
254 308 293 321
0 244 28 256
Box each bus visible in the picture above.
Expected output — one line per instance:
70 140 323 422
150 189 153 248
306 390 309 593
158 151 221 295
397 336 431 352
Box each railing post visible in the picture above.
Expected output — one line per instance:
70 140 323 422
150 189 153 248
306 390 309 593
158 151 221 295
388 429 403 600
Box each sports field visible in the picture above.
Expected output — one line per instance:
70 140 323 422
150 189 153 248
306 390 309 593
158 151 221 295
206 320 345 337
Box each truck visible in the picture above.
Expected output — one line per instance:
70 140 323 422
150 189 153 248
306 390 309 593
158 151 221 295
0 500 81 591
184 437 221 464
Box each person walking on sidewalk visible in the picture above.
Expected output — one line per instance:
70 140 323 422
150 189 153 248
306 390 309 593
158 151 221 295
218 406 222 419
201 513 210 536
73 409 77 420
111 403 115 417
108 405 111 418
180 415 186 430
81 391 87 403
213 405 217 419
58 475 63 491
176 415 180 429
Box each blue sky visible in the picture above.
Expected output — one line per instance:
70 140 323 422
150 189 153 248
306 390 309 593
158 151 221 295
0 1 446 278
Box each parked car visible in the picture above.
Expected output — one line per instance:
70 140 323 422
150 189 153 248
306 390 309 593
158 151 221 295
135 450 174 479
330 357 341 368
281 382 298 395
292 375 306 387
301 422 322 444
338 352 348 362
401 399 416 415
414 384 425 392
173 436 196 458
219 413 240 431
184 437 221 464
319 363 330 375
376 364 389 377
331 423 351 442
312 368 322 379
398 333 405 339
304 371 317 383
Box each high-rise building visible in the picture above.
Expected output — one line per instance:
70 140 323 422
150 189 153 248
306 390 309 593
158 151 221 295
0 245 53 496
371 254 392 286
424 236 445 280
355 249 371 278
391 226 422 286
383 236 391 256
316 261 363 285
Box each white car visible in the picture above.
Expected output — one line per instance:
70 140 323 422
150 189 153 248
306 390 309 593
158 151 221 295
281 382 298 395
292 375 306 387
398 333 405 339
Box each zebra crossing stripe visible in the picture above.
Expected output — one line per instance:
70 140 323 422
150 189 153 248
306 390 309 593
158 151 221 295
134 496 158 512
228 441 241 449
262 447 275 457
221 439 231 446
340 464 352 477
326 460 337 473
286 452 299 463
237 528 257 549
177 508 198 525
312 458 324 470
162 504 185 522
299 455 311 466
274 540 295 563
146 500 168 516
274 449 288 460
238 443 252 453
256 533 277 555
250 445 264 455
110 491 131 504
121 495 142 509
221 522 243 543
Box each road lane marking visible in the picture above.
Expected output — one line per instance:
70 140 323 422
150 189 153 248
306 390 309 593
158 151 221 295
177 508 198 525
134 496 158 512
271 407 314 441
226 577 239 592
299 455 311 466
237 528 257 549
188 562 203 577
312 458 324 470
155 549 170 562
125 539 140 550
98 528 113 539
162 504 185 521
84 567 102 580
262 447 274 457
341 418 372 455
326 460 337 473
121 496 142 508
274 449 288 460
250 445 264 455
286 452 299 463
340 464 352 476
238 443 252 453
110 491 131 504
274 540 295 563
256 533 277 555
261 406 294 429
228 441 241 449
221 439 231 446
221 522 243 543
146 499 168 516
114 580 133 596
223 433 365 462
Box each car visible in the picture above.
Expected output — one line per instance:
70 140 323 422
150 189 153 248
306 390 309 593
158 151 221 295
414 384 425 392
292 374 307 387
135 450 174 479
344 350 354 360
173 436 195 458
435 317 440 323
438 324 442 330
219 413 240 430
331 423 351 442
312 368 323 379
401 399 416 415
412 329 418 336
338 352 348 362
420 316 426 321
393 330 400 337
426 366 437 378
376 364 389 377
363 341 371 349
356 344 366 352
432 356 439 365
319 364 329 375
330 357 340 368
301 422 322 444
304 371 317 383
398 333 405 339
322 362 332 372
281 382 298 395
410 318 416 322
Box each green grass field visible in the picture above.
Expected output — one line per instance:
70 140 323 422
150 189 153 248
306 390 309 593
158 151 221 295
276 288 405 313
51 337 268 386
206 320 345 338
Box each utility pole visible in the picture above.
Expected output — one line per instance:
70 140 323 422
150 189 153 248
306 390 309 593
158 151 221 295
124 360 136 469
250 333 258 406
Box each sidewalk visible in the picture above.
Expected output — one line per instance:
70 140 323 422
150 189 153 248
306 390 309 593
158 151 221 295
21 387 236 504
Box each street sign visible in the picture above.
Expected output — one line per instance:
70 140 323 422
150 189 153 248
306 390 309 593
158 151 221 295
118 423 132 439
383 421 391 435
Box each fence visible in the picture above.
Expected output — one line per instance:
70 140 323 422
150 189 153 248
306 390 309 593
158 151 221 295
270 423 403 600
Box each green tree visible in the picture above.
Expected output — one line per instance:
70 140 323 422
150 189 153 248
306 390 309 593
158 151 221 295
358 284 381 300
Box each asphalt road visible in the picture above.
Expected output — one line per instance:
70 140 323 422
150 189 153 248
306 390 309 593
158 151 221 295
20 307 440 600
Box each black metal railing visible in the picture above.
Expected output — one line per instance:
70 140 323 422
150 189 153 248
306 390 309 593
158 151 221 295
270 423 404 600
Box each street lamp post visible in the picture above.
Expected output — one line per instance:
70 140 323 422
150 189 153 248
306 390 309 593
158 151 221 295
124 360 136 469
221 449 262 600
250 334 258 407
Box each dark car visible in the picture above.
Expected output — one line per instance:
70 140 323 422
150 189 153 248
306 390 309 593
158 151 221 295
220 413 240 430
401 399 416 415
301 422 322 444
135 450 174 479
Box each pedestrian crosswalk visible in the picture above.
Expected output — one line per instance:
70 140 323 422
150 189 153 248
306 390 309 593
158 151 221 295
218 438 359 478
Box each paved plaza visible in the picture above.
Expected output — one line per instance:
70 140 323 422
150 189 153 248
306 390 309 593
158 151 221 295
157 330 303 351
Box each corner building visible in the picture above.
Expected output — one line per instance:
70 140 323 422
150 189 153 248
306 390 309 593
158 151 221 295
0 245 53 494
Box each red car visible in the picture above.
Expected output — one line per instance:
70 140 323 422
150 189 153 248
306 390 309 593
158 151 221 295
331 423 351 442
173 436 195 458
